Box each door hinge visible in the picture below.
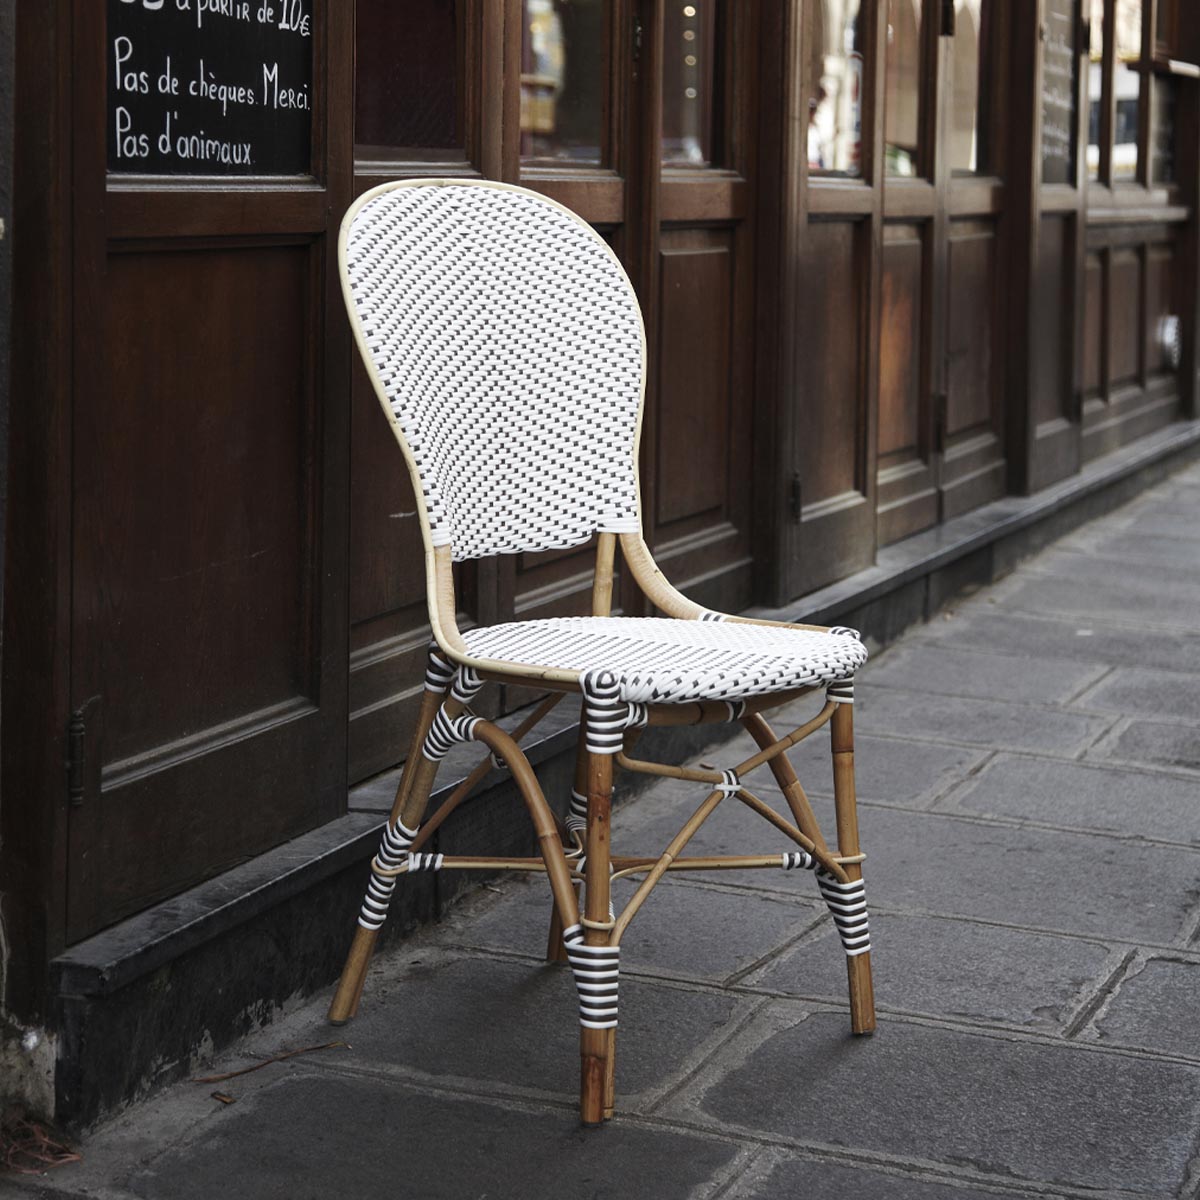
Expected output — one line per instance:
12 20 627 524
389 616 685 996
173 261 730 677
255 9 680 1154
789 473 803 523
67 707 87 807
66 697 100 808
941 0 956 37
933 392 949 456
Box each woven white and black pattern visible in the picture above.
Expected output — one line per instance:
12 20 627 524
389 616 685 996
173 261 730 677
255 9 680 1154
343 181 645 561
463 617 866 706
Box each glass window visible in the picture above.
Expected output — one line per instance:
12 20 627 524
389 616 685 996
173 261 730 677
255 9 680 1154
1151 77 1176 184
521 0 605 164
1086 0 1103 180
1041 0 1078 184
947 0 993 175
355 0 460 158
884 0 922 177
1113 0 1142 181
807 0 866 177
662 2 720 167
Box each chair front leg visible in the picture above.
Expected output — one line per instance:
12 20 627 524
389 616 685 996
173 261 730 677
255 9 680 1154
577 745 616 1125
831 699 876 1034
328 650 465 1025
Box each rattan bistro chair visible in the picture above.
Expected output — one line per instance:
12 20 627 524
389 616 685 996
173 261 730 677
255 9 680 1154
329 179 876 1124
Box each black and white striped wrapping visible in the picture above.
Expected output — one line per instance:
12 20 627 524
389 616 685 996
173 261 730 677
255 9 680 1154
422 707 482 762
562 924 620 1030
826 677 855 704
358 817 419 931
424 646 456 695
566 788 589 835
815 871 871 957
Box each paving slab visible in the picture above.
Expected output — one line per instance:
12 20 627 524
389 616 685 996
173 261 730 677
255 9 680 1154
685 1009 1200 1195
1000 566 1200 629
750 912 1115 1031
914 608 1200 675
1089 719 1200 773
123 1073 740 1200
731 1155 1056 1199
1076 528 1200 568
1072 665 1200 721
852 685 1110 755
863 643 1105 704
1090 955 1200 1058
940 752 1200 845
450 876 823 984
331 950 747 1107
857 807 1200 945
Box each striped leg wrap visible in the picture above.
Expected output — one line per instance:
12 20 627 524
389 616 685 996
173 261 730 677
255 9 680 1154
725 700 747 720
781 850 817 870
826 676 855 704
425 645 456 694
358 818 419 931
815 871 871 957
450 666 483 706
566 788 589 836
562 924 620 1029
777 852 871 956
405 851 444 872
422 707 482 761
581 669 646 755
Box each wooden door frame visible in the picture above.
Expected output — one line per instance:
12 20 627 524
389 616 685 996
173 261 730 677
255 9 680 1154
2 0 75 1020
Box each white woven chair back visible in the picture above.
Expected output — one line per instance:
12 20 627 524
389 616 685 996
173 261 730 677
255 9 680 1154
341 180 647 562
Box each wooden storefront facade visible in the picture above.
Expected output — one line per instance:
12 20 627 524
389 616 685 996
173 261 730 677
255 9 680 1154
3 0 1198 1097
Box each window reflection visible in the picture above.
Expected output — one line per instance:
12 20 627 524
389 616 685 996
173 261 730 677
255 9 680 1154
663 1 719 166
1113 0 1141 181
884 0 922 176
948 0 992 175
521 0 605 164
807 0 866 177
1086 0 1103 179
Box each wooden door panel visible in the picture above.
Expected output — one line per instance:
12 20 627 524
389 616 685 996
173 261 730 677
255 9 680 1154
1031 216 1072 429
942 217 1004 518
70 236 344 939
878 222 936 544
649 224 753 613
656 233 733 528
1108 248 1141 388
1144 244 1175 379
1083 251 1104 396
81 245 316 765
795 218 874 590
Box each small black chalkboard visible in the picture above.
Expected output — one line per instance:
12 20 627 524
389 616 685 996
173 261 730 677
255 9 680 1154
1041 0 1077 185
108 0 313 176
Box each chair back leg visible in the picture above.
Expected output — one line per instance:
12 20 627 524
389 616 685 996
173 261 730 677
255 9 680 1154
831 700 876 1034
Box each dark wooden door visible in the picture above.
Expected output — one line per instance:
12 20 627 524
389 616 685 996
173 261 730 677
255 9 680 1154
876 0 1007 545
66 1 352 940
784 0 882 594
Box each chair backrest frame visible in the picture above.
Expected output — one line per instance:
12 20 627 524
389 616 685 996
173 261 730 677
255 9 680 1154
340 178 649 571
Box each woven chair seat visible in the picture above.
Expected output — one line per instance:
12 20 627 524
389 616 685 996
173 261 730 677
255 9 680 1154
461 616 867 704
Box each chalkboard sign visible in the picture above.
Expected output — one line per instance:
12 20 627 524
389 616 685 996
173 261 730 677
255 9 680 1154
108 0 313 176
1041 0 1077 185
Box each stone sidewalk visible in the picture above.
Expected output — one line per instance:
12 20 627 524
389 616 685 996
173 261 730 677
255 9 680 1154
10 461 1200 1200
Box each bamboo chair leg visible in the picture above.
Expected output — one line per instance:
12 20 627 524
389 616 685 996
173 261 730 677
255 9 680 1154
831 702 876 1035
580 749 615 1126
546 727 591 962
743 712 830 854
328 689 445 1025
